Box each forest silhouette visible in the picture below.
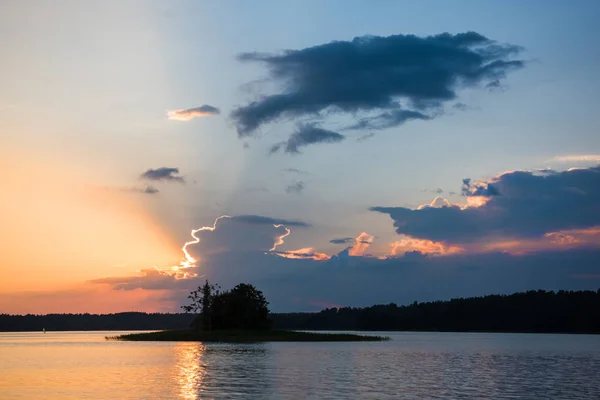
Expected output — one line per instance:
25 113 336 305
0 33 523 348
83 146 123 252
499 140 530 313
2 289 599 333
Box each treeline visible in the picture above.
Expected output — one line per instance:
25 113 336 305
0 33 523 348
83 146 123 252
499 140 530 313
2 290 600 333
271 290 600 333
0 312 192 332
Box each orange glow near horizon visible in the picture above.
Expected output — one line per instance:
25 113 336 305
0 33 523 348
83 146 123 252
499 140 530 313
0 155 180 294
0 284 176 314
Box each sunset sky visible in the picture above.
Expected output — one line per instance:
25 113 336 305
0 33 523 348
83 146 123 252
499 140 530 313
2 0 600 313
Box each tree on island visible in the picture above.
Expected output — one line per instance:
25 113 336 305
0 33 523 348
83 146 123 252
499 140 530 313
182 281 271 331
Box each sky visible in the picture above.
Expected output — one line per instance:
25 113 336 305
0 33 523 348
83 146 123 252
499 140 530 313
1 0 600 313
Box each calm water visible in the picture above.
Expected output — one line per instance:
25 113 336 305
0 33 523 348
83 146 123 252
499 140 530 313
1 331 599 399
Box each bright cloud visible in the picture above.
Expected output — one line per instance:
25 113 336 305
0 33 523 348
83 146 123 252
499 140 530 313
167 105 221 121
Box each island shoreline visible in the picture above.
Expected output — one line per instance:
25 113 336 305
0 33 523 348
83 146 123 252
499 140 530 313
106 329 389 342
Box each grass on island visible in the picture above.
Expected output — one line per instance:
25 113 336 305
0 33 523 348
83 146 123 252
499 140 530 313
106 329 389 342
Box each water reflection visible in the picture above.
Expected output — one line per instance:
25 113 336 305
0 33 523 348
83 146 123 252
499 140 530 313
1 332 599 399
201 345 271 398
175 343 206 400
174 343 271 399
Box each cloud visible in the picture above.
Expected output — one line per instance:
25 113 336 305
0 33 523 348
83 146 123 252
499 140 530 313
231 215 311 228
112 185 160 195
140 167 185 183
231 31 524 137
372 166 600 244
329 237 355 244
416 196 452 209
139 185 159 194
387 236 463 257
356 132 375 142
86 179 600 313
452 102 469 111
553 155 600 163
282 168 308 174
348 232 374 256
93 243 600 312
285 181 305 194
461 177 500 196
90 268 192 291
270 123 345 154
167 105 220 121
421 188 444 194
272 247 330 261
345 109 431 130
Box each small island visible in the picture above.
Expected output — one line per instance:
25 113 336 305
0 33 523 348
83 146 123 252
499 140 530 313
107 281 387 343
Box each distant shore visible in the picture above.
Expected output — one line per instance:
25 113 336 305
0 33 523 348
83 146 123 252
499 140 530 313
106 329 389 342
4 290 599 334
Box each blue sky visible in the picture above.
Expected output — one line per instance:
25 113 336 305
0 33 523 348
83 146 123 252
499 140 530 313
1 1 599 312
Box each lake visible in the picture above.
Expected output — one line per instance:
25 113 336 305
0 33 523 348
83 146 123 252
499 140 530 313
1 331 599 399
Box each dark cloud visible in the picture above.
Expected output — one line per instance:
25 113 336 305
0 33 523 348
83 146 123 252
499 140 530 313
232 31 524 137
115 185 160 195
422 188 444 194
486 79 504 90
167 104 220 121
285 181 305 194
270 123 344 154
89 199 600 312
461 177 500 196
452 102 469 111
93 246 600 312
232 215 311 227
329 237 355 244
140 185 159 194
372 166 600 243
345 109 431 130
140 167 185 183
282 168 308 174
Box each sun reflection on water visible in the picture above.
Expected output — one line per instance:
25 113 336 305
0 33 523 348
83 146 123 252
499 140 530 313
175 343 206 400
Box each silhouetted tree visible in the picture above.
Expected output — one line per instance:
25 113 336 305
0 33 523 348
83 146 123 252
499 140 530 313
211 283 271 330
182 282 271 331
182 280 220 331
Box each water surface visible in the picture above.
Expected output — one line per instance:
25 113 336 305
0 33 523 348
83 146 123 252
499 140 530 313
1 331 599 399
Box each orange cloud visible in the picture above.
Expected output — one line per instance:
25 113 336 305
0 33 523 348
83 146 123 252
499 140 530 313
273 248 330 261
348 232 374 256
387 236 463 257
270 224 291 251
462 195 490 209
167 105 220 121
465 226 600 255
